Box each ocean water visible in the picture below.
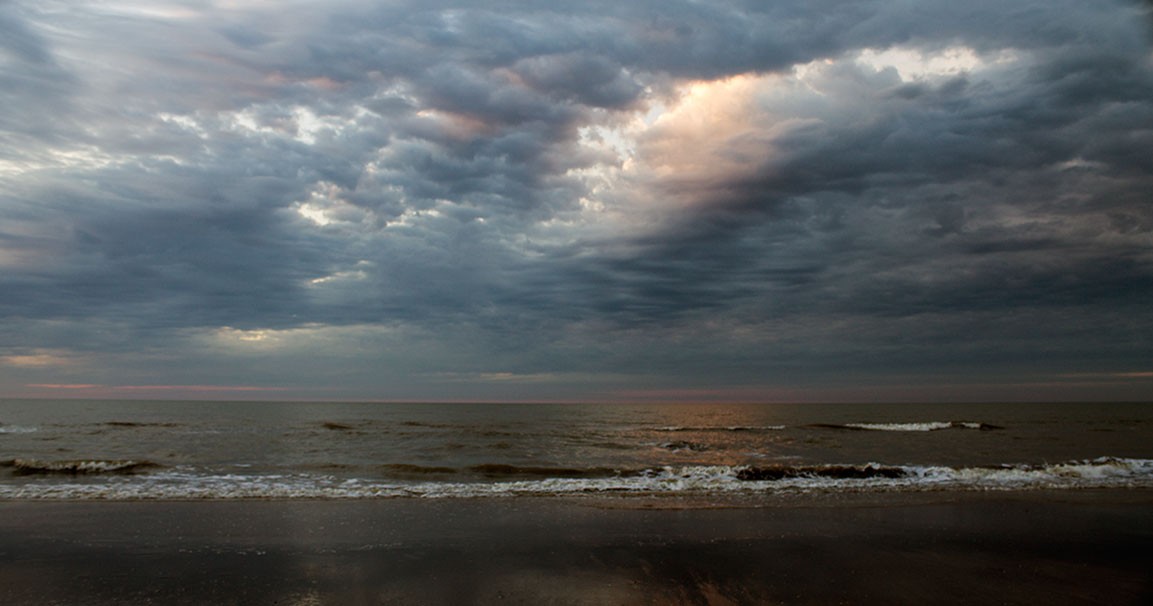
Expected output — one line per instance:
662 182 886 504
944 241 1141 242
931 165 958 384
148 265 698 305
1 399 1151 500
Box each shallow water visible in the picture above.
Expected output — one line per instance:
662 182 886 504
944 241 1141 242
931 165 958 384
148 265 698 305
2 399 1151 499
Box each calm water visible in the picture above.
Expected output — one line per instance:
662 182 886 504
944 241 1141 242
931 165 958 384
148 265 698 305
1 399 1151 499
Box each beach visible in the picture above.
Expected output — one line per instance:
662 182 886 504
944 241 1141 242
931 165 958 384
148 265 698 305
2 490 1151 605
3 400 1152 603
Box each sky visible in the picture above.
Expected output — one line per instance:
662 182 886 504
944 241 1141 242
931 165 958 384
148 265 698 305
1 0 1152 403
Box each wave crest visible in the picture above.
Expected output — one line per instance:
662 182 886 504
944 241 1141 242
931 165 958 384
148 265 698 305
651 425 785 432
812 421 1003 432
2 457 1149 500
736 464 907 481
467 464 630 479
4 458 159 475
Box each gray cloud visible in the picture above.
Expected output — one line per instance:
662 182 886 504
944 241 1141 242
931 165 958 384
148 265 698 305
1 0 1150 400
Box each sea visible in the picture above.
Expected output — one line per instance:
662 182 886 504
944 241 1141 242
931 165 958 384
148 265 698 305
1 399 1152 500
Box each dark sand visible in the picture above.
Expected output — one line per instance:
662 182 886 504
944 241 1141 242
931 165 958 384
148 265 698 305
1 491 1151 605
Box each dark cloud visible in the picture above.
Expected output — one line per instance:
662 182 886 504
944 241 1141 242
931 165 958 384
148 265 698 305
0 3 78 149
0 0 1150 400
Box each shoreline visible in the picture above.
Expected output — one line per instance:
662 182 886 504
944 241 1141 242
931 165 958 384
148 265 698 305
2 483 1153 505
2 489 1151 604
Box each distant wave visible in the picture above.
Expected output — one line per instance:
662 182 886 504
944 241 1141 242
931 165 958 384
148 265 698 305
648 422 999 433
102 421 181 428
658 440 710 452
2 457 1149 500
398 421 457 429
381 463 634 480
0 425 38 434
810 422 1003 432
382 463 457 475
650 425 786 432
466 464 630 479
2 458 159 475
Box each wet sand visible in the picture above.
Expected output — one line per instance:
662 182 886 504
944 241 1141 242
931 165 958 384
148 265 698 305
1 490 1151 605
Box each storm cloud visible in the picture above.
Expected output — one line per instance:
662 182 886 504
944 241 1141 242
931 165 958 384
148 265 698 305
1 0 1151 401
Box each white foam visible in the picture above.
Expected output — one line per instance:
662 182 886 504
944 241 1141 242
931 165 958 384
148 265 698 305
0 426 38 434
1 458 1150 500
843 422 981 432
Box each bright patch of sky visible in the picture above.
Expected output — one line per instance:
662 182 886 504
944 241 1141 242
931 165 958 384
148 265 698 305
855 46 988 80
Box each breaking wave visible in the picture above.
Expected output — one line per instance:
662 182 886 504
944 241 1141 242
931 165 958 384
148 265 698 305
380 463 634 479
651 425 786 432
658 440 710 452
102 421 181 428
381 463 457 476
812 421 1003 432
735 463 907 481
1 457 1149 500
465 464 630 479
2 458 159 475
647 422 1000 433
